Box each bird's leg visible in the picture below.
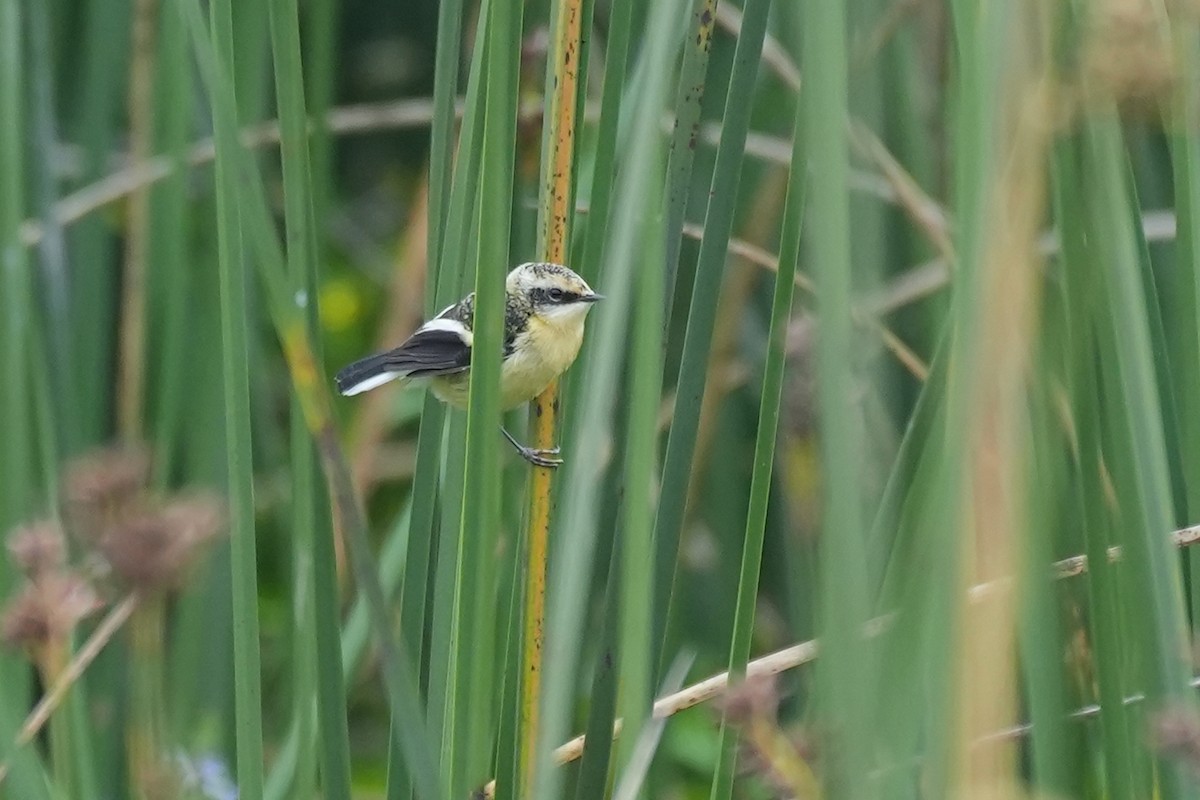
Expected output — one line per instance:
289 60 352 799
501 426 562 468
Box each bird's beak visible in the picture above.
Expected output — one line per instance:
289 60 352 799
581 292 604 303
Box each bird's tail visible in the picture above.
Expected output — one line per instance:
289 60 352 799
335 353 406 396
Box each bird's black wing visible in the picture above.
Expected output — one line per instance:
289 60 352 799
334 325 471 395
385 326 472 377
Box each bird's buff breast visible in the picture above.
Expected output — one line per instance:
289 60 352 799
431 316 584 411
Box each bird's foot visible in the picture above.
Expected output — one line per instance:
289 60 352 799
502 427 563 468
517 444 562 469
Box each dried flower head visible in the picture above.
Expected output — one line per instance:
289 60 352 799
2 573 101 651
63 444 152 541
7 521 66 578
1150 707 1200 773
717 674 781 726
95 493 225 592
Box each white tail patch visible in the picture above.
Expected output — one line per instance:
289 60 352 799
340 371 402 396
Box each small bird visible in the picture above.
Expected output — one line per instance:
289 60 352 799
335 262 602 467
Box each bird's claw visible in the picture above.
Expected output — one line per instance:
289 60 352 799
519 445 562 469
502 427 563 468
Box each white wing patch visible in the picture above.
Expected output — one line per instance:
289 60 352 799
418 317 473 345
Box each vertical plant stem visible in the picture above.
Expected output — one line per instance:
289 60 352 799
521 0 585 793
1053 131 1138 799
0 0 32 559
709 93 803 800
117 0 158 442
37 639 75 797
147 0 192 486
427 11 488 790
427 5 487 790
652 0 773 677
206 0 265 792
444 0 521 793
128 600 167 796
533 1 685 793
68 0 126 445
803 0 876 795
1087 117 1195 796
0 17 43 798
953 50 1049 800
614 151 667 778
573 0 634 282
386 10 464 785
266 0 353 795
426 0 465 273
26 0 78 458
661 0 719 313
288 424 319 800
387 14 464 791
1173 0 1200 507
2 6 52 799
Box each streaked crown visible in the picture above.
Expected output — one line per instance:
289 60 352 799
506 262 599 310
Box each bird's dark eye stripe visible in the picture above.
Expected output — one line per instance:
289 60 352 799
537 287 579 304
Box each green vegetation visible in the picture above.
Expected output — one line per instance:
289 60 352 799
2 0 1200 798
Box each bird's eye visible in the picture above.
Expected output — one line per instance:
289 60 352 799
548 287 565 302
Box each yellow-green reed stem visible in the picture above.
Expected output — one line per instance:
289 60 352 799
532 1 685 794
128 600 167 798
521 0 584 794
116 0 157 442
37 638 76 797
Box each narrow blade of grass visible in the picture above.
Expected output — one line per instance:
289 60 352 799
709 85 802 800
0 5 50 794
661 0 720 312
804 0 876 794
422 2 488 791
652 0 773 677
1085 116 1195 796
380 30 468 789
266 0 353 795
446 0 521 792
570 541 622 800
426 0 466 272
573 0 635 284
613 98 669 780
205 0 265 791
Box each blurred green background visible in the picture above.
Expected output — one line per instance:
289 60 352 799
3 0 1200 798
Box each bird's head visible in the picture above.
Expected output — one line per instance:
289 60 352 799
507 262 602 326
